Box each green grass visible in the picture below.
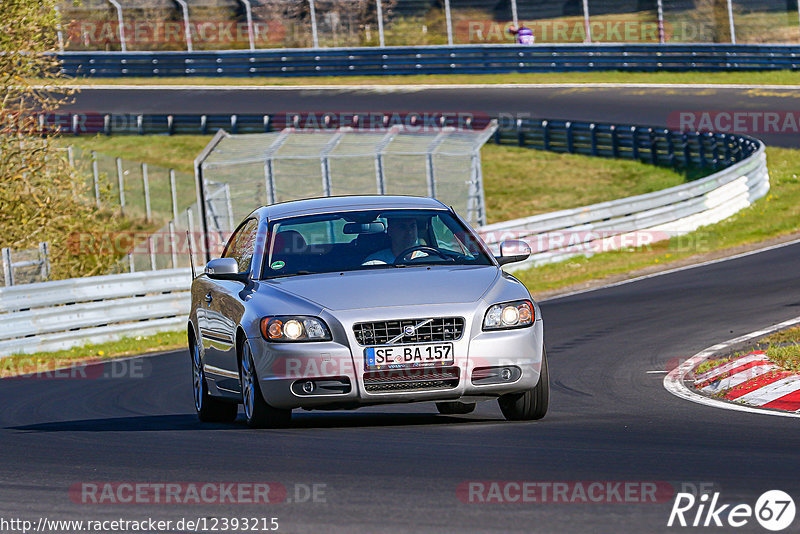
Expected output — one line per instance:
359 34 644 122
481 144 685 223
57 71 800 87
762 326 800 345
0 331 186 378
766 344 800 372
58 135 210 174
695 357 731 375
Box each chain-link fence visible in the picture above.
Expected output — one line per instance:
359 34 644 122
195 124 496 261
71 147 196 226
0 244 51 287
56 0 800 51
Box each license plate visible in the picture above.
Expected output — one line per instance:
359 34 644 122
365 343 453 370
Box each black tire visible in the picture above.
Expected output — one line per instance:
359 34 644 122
191 337 238 423
240 339 292 429
436 401 476 415
498 348 549 421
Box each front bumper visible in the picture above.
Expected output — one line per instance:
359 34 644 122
249 306 544 410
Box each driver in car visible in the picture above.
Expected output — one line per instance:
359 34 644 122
362 216 428 265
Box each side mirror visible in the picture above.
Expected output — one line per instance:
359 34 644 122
205 258 249 282
495 240 532 266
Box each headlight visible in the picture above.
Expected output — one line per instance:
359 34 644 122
260 316 332 342
483 300 534 331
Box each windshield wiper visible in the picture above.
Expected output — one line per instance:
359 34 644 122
268 270 317 279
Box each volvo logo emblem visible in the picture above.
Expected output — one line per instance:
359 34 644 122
403 326 415 336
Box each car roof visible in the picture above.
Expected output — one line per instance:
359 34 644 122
254 195 449 220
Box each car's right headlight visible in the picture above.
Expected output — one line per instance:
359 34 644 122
483 300 534 331
260 316 332 342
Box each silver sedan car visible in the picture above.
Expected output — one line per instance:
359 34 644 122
189 195 548 427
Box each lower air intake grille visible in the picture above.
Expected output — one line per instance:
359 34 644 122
363 367 460 393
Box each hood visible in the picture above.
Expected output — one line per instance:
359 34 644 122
264 265 499 311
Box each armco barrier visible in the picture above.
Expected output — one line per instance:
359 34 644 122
0 269 191 357
479 140 768 270
57 44 800 77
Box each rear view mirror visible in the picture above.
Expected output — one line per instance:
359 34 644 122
343 222 386 235
205 258 249 282
496 240 532 266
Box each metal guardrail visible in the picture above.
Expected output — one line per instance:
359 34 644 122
480 138 768 270
57 44 800 77
0 269 191 357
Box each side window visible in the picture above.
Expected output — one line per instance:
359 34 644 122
223 219 259 273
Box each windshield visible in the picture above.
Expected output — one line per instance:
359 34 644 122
262 209 493 278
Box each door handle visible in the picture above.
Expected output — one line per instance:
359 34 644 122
204 292 213 303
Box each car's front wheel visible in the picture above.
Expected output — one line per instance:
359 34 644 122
191 338 238 423
240 339 292 428
498 348 549 421
436 401 476 415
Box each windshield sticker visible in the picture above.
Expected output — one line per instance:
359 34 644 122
270 261 285 270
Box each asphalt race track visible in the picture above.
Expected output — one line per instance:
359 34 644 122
63 85 800 147
3 85 799 532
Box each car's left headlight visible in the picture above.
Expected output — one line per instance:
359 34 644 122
483 300 534 331
260 316 332 342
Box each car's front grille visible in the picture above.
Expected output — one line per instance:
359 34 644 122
353 317 465 346
363 367 460 393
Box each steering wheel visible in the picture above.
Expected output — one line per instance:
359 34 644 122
393 245 454 265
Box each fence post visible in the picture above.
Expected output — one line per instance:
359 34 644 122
38 242 50 281
683 133 692 168
589 123 597 156
2 248 13 286
67 146 74 167
376 0 386 47
92 151 100 207
665 129 675 167
566 121 574 153
223 184 235 232
516 118 525 147
542 120 550 151
148 236 157 271
116 157 126 216
309 0 320 48
175 0 194 52
170 169 179 223
610 125 619 158
510 0 518 28
726 0 736 44
264 159 277 204
187 207 197 275
142 163 152 223
582 0 592 43
128 253 135 273
241 0 256 50
631 126 639 161
649 128 658 165
107 0 127 52
443 0 453 45
656 0 666 44
169 220 178 268
55 5 65 52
